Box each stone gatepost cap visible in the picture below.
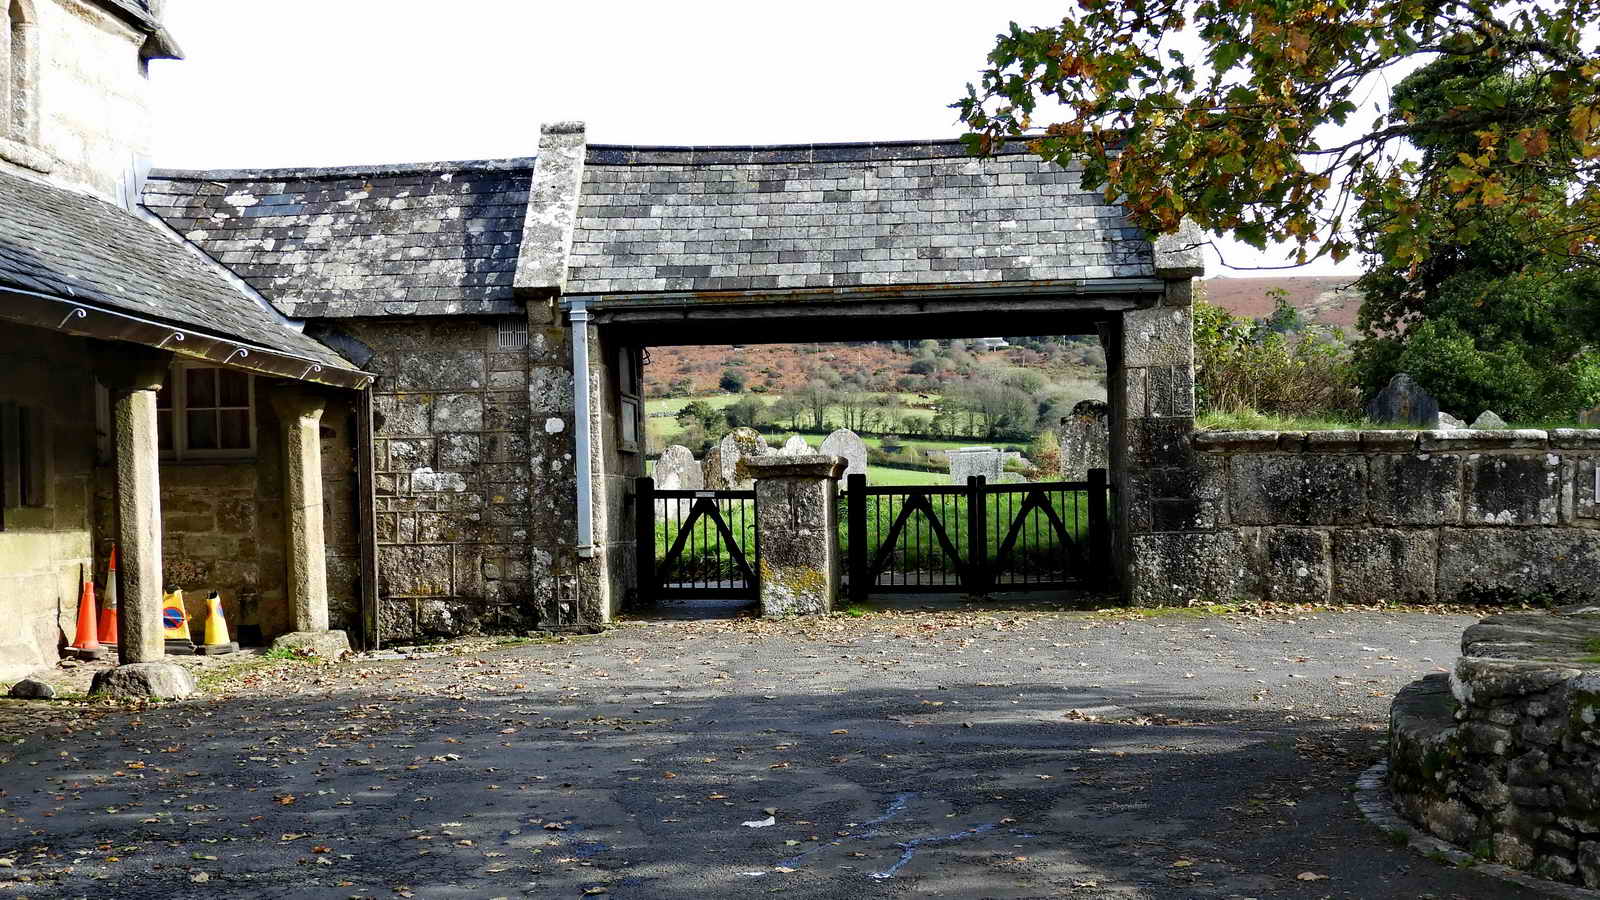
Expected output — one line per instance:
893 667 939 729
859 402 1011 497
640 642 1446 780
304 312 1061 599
738 454 847 480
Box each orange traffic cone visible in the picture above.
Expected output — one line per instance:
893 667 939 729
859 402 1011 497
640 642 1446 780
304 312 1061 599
69 564 106 660
97 545 119 647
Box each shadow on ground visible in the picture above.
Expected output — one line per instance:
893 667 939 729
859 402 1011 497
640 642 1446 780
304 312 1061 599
0 609 1538 899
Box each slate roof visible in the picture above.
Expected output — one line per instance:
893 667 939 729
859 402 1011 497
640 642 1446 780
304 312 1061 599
143 160 533 319
93 0 158 30
565 140 1155 295
0 168 350 369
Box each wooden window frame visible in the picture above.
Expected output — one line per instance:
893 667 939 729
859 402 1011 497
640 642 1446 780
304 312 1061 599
0 398 48 528
158 363 257 462
617 346 642 455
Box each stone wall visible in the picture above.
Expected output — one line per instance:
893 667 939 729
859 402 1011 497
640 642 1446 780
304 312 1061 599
0 327 96 681
1108 273 1201 598
1390 608 1600 887
340 317 536 641
2 0 154 201
1142 429 1600 606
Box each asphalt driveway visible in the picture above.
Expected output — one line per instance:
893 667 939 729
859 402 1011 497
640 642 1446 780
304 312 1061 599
0 602 1551 898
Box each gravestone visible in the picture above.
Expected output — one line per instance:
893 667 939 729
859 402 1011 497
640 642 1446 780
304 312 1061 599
717 427 772 489
1364 373 1440 427
780 435 811 456
820 429 868 478
654 445 702 491
1470 410 1507 429
653 445 702 519
946 446 1004 485
1058 399 1110 479
701 446 727 490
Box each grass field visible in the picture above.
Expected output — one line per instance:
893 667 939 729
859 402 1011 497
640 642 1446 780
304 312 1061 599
866 466 945 486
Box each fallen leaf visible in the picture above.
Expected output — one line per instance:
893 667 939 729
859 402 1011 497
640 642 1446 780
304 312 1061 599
1297 871 1328 881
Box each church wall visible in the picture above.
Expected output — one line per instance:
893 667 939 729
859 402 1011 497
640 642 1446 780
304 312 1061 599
1 0 153 202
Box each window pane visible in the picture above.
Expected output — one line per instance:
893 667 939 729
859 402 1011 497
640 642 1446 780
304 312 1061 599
157 410 173 451
219 409 250 450
186 410 218 450
186 368 216 408
621 400 638 445
218 370 249 407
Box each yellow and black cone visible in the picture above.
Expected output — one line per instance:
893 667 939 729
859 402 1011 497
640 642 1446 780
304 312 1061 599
199 591 238 656
163 588 195 655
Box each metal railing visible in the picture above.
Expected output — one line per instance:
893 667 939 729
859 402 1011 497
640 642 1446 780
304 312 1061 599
635 479 758 602
845 469 1110 599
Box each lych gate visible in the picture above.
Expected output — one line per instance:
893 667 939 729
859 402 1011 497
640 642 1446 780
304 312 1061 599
513 123 1206 619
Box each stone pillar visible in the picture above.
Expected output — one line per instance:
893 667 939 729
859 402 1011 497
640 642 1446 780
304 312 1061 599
106 356 167 662
91 346 194 699
744 455 846 617
1117 222 1217 606
268 386 350 656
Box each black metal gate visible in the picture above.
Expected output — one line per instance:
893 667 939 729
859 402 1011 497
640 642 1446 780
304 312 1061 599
845 469 1110 600
635 478 758 604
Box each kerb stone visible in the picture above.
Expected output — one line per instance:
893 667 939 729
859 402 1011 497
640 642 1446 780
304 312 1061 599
89 662 196 700
271 630 353 658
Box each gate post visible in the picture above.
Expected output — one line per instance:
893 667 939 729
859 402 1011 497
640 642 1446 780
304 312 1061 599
847 473 868 606
1087 468 1111 585
743 455 847 616
635 476 655 607
967 475 988 596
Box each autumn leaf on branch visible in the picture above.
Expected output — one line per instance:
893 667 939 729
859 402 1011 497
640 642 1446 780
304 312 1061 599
954 0 1600 267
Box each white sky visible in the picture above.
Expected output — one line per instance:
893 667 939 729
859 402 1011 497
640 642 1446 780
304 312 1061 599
149 0 1358 276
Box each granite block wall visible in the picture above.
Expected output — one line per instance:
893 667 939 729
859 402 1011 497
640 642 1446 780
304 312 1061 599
1139 429 1600 606
341 317 536 641
1390 610 1600 887
0 328 96 681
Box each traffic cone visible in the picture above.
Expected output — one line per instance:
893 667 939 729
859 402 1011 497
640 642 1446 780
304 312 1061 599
198 591 237 655
97 545 119 647
162 588 195 655
69 564 106 660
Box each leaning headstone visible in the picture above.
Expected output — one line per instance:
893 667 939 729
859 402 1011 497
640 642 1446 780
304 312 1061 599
1363 373 1440 427
653 445 704 518
1058 399 1110 479
946 446 1005 485
718 427 772 489
819 429 868 478
7 678 55 700
654 445 702 491
701 446 727 490
780 435 811 456
1470 411 1507 430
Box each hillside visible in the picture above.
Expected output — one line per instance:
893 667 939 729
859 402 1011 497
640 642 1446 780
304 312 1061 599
1204 275 1362 332
644 339 1102 398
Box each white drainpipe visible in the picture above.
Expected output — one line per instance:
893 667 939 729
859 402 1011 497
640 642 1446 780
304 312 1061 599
570 299 597 557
